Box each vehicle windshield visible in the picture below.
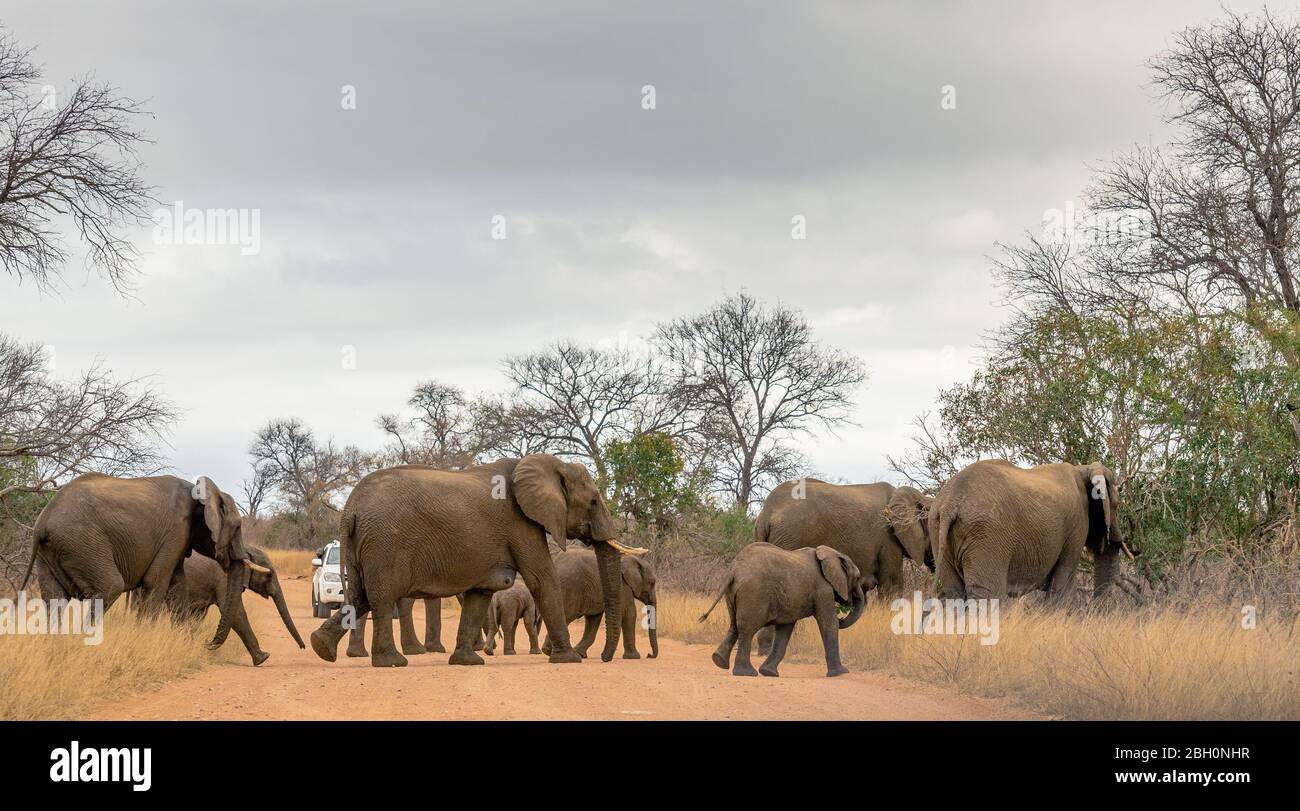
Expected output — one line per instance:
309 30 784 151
325 546 340 565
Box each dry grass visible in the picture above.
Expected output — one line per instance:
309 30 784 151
657 591 1300 720
0 602 235 720
264 549 315 579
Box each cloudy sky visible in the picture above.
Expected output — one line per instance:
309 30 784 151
1 0 1275 490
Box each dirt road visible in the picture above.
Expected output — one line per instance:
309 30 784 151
91 578 1041 720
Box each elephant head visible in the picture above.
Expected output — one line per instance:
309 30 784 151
621 556 658 658
1078 462 1125 597
884 486 933 572
209 546 306 650
815 546 866 629
193 477 257 649
512 453 646 662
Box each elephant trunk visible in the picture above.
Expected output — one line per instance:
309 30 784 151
646 588 658 659
838 585 866 630
208 561 250 650
271 582 306 649
1093 545 1121 599
594 540 624 662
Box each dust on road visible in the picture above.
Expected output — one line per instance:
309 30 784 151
90 578 1042 721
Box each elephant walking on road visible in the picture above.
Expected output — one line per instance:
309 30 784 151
177 547 305 650
483 579 540 655
929 460 1127 603
22 473 270 665
541 548 658 660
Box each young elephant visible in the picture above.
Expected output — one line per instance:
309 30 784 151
700 542 865 678
482 579 540 655
541 548 659 660
177 546 306 651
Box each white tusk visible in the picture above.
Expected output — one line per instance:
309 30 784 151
605 539 649 556
245 560 273 574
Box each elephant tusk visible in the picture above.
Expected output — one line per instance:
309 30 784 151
605 539 649 556
245 559 273 574
1119 539 1136 560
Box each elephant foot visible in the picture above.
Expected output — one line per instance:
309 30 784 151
826 664 850 678
759 665 780 678
310 629 340 663
711 650 730 670
346 645 369 658
548 649 582 664
573 646 590 659
250 650 270 667
425 642 447 653
504 649 516 656
529 647 542 655
483 647 495 656
402 641 427 656
449 649 485 666
732 663 758 677
622 650 641 660
371 650 409 668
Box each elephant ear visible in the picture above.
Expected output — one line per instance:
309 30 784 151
815 546 851 603
884 487 931 565
512 454 569 546
1078 462 1118 553
196 477 246 567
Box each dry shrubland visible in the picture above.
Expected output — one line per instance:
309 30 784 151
0 602 244 721
264 549 316 580
657 563 1300 721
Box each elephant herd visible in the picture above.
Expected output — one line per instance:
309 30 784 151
19 452 1127 681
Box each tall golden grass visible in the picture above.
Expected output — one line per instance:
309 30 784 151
657 591 1300 720
0 602 232 720
264 549 315 579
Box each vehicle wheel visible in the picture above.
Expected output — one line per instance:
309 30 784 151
312 590 330 619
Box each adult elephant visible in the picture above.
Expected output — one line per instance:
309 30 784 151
754 479 933 596
540 547 659 660
309 454 646 667
345 597 448 658
929 460 1126 602
178 546 305 651
21 473 271 665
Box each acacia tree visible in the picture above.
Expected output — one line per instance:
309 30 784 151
377 380 479 468
656 293 866 510
0 31 154 291
249 418 370 546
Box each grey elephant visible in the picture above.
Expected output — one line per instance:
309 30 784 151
21 473 270 665
482 579 540 655
344 598 439 658
700 542 865 678
754 479 933 596
929 460 1127 602
541 547 659 660
177 546 306 650
309 454 646 667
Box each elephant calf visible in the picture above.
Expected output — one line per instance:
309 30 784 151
176 547 305 652
483 579 540 655
541 548 658 660
700 542 865 678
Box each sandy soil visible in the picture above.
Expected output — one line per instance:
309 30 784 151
90 578 1042 721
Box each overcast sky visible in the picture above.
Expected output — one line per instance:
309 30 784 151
1 0 1277 490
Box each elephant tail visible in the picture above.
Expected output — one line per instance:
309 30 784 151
931 504 955 568
18 525 44 592
697 576 732 623
339 511 364 606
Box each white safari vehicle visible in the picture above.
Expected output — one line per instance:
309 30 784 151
311 540 344 618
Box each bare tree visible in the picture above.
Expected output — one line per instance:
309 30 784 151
502 341 686 483
0 31 154 292
0 334 175 499
467 394 556 460
377 380 478 468
249 418 369 520
238 462 273 520
656 292 866 510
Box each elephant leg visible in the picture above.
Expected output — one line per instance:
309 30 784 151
814 597 848 677
936 552 966 600
759 623 795 677
573 614 600 659
732 625 759 677
368 601 407 668
711 595 738 670
514 543 580 664
310 592 370 663
450 590 489 666
620 589 640 659
754 625 775 656
525 605 541 654
225 594 270 666
423 598 446 653
1044 546 1084 608
396 598 427 655
346 611 370 658
504 614 518 655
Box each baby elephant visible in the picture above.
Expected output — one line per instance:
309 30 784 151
483 579 540 656
701 542 866 677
